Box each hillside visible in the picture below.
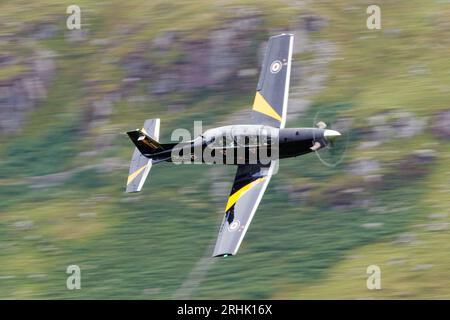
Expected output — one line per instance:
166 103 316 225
0 0 449 299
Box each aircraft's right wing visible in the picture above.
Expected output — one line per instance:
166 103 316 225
213 161 277 257
251 34 293 129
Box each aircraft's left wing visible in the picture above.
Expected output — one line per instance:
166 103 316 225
213 161 277 257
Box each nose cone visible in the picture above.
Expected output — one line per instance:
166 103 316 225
324 129 341 141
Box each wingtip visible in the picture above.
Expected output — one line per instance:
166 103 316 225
213 253 233 258
271 33 294 38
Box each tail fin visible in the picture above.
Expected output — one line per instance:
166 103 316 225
125 118 160 193
126 129 163 156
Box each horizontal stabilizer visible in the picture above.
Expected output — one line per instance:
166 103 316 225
126 152 152 193
125 118 160 193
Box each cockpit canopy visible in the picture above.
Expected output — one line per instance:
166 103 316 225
201 125 279 148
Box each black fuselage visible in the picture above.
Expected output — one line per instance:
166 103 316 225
148 126 327 165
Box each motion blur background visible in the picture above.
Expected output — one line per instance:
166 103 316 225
0 0 449 299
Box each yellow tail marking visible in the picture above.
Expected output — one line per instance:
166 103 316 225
127 164 148 185
252 91 282 122
225 177 266 212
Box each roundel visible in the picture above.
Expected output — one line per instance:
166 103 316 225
270 60 283 74
228 220 241 232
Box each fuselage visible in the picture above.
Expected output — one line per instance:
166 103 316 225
149 125 338 165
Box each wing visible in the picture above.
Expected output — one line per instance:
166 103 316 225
251 34 293 129
212 161 277 257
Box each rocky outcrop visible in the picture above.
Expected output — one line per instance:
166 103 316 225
347 158 381 176
0 50 56 134
382 149 437 186
312 148 437 208
430 109 450 139
122 10 264 97
359 111 426 149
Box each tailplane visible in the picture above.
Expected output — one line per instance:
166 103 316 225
125 119 160 193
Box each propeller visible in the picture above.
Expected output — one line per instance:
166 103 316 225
311 110 352 168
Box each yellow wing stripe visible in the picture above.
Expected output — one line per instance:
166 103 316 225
127 164 148 185
252 91 282 122
225 177 266 212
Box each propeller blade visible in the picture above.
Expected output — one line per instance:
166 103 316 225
316 121 327 129
310 141 322 151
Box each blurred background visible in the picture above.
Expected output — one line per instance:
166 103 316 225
0 0 449 299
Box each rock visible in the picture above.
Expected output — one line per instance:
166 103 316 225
0 50 56 134
152 73 177 95
428 213 448 219
176 39 222 91
357 141 381 150
32 50 56 83
348 158 380 176
96 158 127 173
412 149 437 164
387 258 407 265
0 54 15 66
394 233 416 244
412 264 433 271
30 23 58 40
363 174 383 184
13 220 34 230
408 65 428 76
145 10 263 95
303 15 328 32
392 111 426 138
28 171 74 188
430 109 450 139
207 12 261 85
152 31 176 50
288 183 316 204
318 182 367 208
82 91 121 135
90 38 111 47
384 28 402 35
387 150 436 181
65 29 88 42
364 111 426 145
121 51 151 79
290 15 328 54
